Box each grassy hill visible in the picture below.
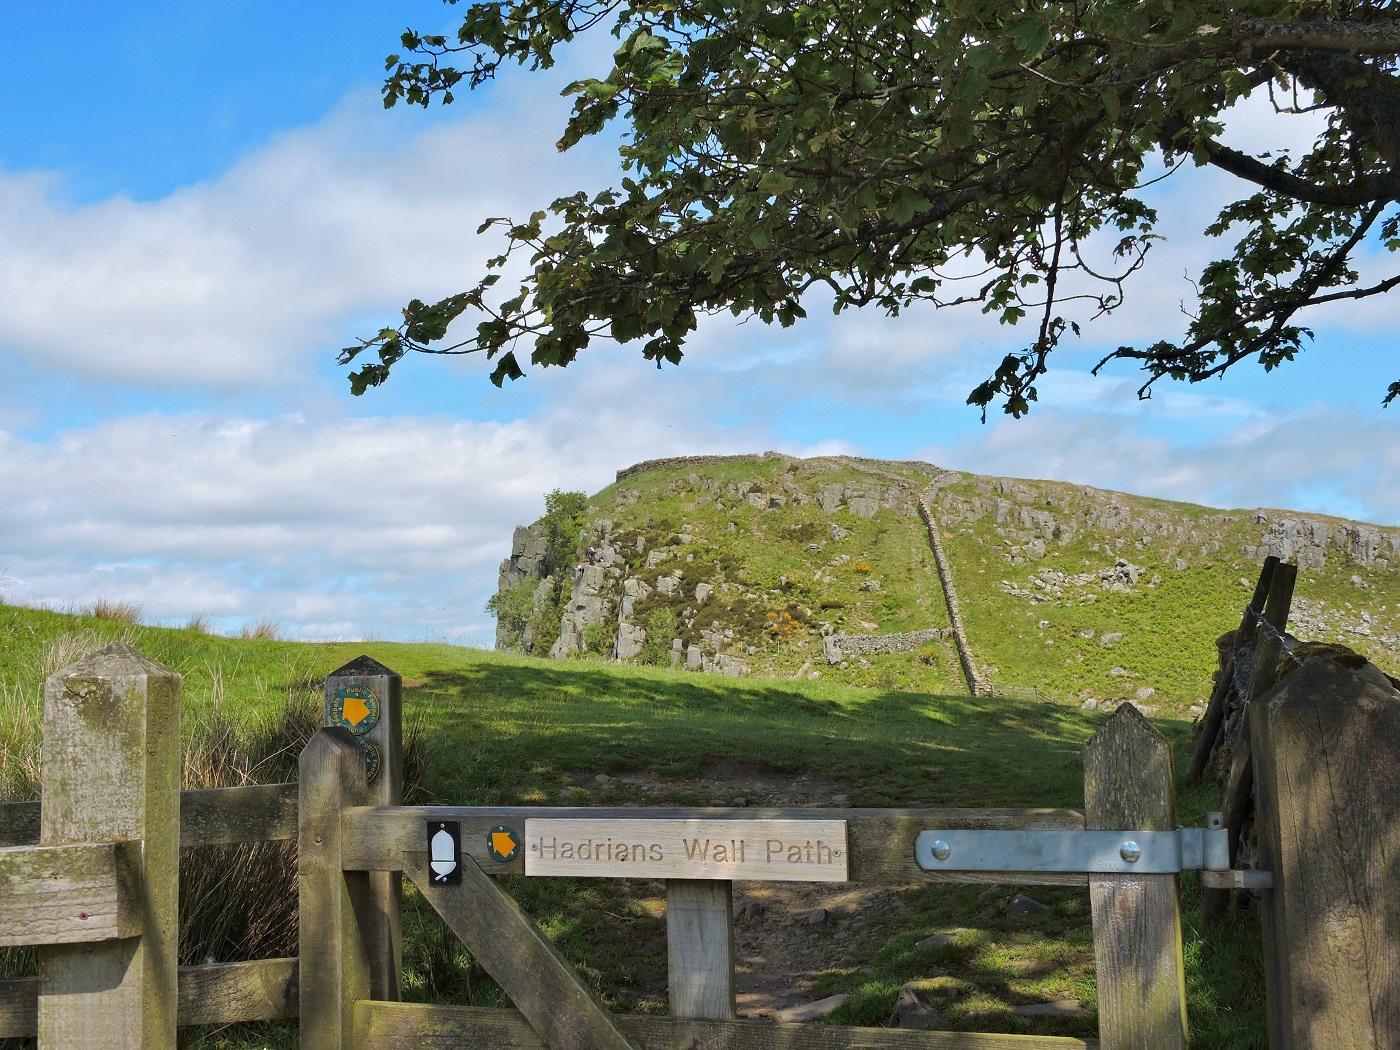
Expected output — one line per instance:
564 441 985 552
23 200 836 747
494 453 1400 714
0 603 1267 1048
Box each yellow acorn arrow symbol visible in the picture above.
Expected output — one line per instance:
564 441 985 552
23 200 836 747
491 829 517 859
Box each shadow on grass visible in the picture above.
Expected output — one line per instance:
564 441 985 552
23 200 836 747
407 661 1182 810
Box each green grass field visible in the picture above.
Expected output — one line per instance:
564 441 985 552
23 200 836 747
0 605 1266 1049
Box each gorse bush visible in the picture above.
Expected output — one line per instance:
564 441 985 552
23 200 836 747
767 610 798 644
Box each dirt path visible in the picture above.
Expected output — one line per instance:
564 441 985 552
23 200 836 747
573 764 921 1017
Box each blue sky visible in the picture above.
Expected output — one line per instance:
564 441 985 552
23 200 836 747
1 2 1397 641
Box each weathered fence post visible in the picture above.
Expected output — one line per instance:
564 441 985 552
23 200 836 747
666 879 736 1019
1188 554 1278 782
1084 704 1188 1049
300 728 372 1050
37 642 180 1050
1204 561 1297 926
325 657 403 1001
1251 657 1400 1047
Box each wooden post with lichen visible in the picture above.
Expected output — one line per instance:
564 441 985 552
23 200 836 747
325 656 403 1002
37 642 180 1050
1251 657 1400 1047
1083 704 1188 1050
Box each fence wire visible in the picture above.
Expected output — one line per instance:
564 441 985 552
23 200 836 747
1224 607 1306 707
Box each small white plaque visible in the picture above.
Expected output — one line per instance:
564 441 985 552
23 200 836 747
524 818 848 881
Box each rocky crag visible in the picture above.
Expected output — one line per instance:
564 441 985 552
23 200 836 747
494 453 1400 711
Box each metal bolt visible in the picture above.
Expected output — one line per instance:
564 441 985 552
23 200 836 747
1120 841 1141 863
930 839 952 861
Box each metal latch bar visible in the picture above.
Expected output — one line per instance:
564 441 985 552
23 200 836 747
915 812 1232 876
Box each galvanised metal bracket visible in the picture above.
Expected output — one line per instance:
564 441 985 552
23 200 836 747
915 812 1273 888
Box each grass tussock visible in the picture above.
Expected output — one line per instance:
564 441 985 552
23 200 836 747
183 612 215 634
86 597 143 623
241 618 281 641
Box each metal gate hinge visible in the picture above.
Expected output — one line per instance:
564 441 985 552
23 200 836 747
916 811 1268 884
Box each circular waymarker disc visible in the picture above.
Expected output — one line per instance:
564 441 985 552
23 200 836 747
331 685 381 736
488 824 520 863
361 739 382 784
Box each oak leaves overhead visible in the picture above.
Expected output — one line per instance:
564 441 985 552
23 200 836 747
341 1 1400 416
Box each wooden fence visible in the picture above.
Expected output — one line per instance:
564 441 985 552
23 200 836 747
1 614 1396 1047
1186 556 1400 1045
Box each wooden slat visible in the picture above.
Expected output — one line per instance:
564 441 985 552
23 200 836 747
0 958 299 1037
0 840 139 946
667 880 735 1019
178 957 299 1025
1252 658 1400 1047
405 855 641 1050
1083 705 1187 1050
5 798 1088 884
352 1002 1095 1050
299 728 373 1050
1 783 298 850
181 783 298 845
345 806 1087 886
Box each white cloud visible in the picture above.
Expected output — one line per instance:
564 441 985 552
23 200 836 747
924 402 1400 527
0 81 621 390
0 395 764 638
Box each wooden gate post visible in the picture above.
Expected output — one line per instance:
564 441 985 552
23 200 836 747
300 728 372 1050
1251 658 1400 1047
325 656 403 1002
1084 704 1188 1050
37 642 180 1050
666 880 736 1019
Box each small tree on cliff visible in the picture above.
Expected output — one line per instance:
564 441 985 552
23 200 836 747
342 1 1400 416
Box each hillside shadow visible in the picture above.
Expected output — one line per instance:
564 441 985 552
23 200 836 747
407 662 1155 810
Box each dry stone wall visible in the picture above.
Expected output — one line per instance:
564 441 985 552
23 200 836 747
934 478 1400 572
822 628 950 663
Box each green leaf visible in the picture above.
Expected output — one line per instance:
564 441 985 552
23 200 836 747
1008 16 1050 58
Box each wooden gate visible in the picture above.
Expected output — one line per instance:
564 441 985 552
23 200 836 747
300 703 1188 1050
4 634 1393 1047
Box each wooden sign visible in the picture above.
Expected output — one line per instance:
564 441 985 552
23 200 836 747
524 819 848 882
